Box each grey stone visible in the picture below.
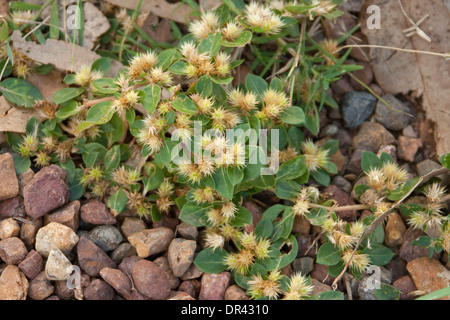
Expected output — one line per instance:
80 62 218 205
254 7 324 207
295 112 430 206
341 91 376 129
86 225 123 252
110 243 137 264
292 257 314 275
331 176 352 193
375 94 411 131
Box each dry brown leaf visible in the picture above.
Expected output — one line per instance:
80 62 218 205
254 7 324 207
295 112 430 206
0 96 46 134
26 70 68 102
360 0 450 156
105 0 192 24
12 30 124 75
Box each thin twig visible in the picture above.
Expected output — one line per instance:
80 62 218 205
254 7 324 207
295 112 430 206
309 203 370 212
337 44 449 59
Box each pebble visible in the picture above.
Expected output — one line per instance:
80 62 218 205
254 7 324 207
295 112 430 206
0 153 20 201
45 248 73 281
23 165 70 219
377 144 397 163
120 217 147 238
86 225 123 252
323 185 358 221
341 91 377 129
0 237 28 265
224 285 249 300
152 215 179 231
80 200 116 225
18 168 34 197
347 148 365 175
128 227 174 258
198 272 230 300
131 259 171 300
402 125 417 138
167 238 197 277
20 217 42 250
385 257 408 282
384 212 407 247
292 215 311 235
53 280 74 300
374 94 411 131
0 196 26 219
35 222 79 257
407 258 450 300
177 222 198 241
349 62 374 91
77 236 116 276
357 276 378 300
118 256 141 276
417 159 448 185
154 256 180 290
18 250 43 280
0 265 29 300
311 278 332 296
178 280 198 298
297 235 316 258
242 201 263 234
169 291 195 300
110 242 137 264
292 257 315 275
28 271 54 300
180 261 203 281
311 264 338 287
352 122 396 152
84 279 115 300
0 218 20 240
44 200 80 231
100 267 132 297
319 124 339 139
393 275 416 300
400 228 440 262
330 77 353 97
331 176 352 194
397 136 422 162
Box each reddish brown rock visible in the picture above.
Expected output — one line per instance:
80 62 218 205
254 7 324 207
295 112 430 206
242 201 263 234
35 222 79 258
384 212 407 247
120 217 146 238
131 259 171 300
297 235 316 258
400 228 440 262
385 257 407 282
0 153 20 201
100 267 132 297
77 236 116 276
311 278 332 296
0 237 28 265
153 256 180 290
118 256 142 276
80 200 116 225
352 122 396 152
0 218 20 240
167 238 196 277
18 168 34 197
178 280 197 298
377 144 397 163
393 275 416 300
28 271 54 300
180 261 203 281
169 291 195 300
128 227 174 258
407 258 450 300
23 165 70 219
177 222 198 241
198 272 230 300
224 284 249 300
18 250 43 280
44 201 80 231
45 295 60 300
54 280 75 300
84 279 115 300
323 185 358 221
0 196 26 219
0 265 29 300
349 62 373 91
292 215 311 235
152 214 180 231
20 217 42 250
397 136 422 162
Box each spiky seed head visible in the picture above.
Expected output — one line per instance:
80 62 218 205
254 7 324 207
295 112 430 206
34 152 51 168
203 230 225 251
19 134 39 157
221 21 244 41
157 179 174 198
282 273 314 300
293 197 310 217
227 89 258 113
207 208 224 227
254 239 271 259
74 65 103 86
308 0 337 19
11 10 35 27
80 166 104 186
245 2 284 34
42 136 58 152
190 93 214 114
225 250 255 275
188 11 220 40
213 52 232 77
192 187 216 204
333 230 357 250
301 140 329 172
90 181 109 199
219 224 240 241
374 201 391 218
424 183 446 204
211 107 242 131
319 39 340 65
381 162 408 189
156 196 174 213
366 168 386 193
112 166 141 187
342 250 370 273
128 51 158 79
149 66 172 86
238 232 258 250
349 221 366 238
14 62 31 79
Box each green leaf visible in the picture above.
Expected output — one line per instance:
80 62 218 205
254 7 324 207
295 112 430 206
53 87 84 105
230 206 253 227
169 61 189 75
107 189 129 216
374 284 401 300
387 177 421 201
361 151 382 173
194 248 228 274
171 94 198 114
198 33 221 56
245 74 268 97
54 99 78 121
157 48 182 70
9 1 42 10
317 242 341 266
91 57 111 74
179 204 211 227
85 101 115 125
275 179 301 199
416 286 450 300
91 78 118 94
142 164 165 194
261 204 289 222
141 84 161 113
363 244 394 266
279 106 305 125
278 235 298 268
272 208 294 241
34 64 53 75
411 236 434 248
220 30 252 47
276 155 306 181
321 139 339 155
196 75 213 96
12 154 30 175
317 291 345 300
311 168 330 186
306 208 328 226
255 219 274 239
0 78 43 107
209 75 233 85
49 0 59 39
439 153 450 170
104 145 121 172
213 168 234 200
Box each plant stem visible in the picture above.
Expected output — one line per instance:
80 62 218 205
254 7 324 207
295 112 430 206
309 203 370 212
